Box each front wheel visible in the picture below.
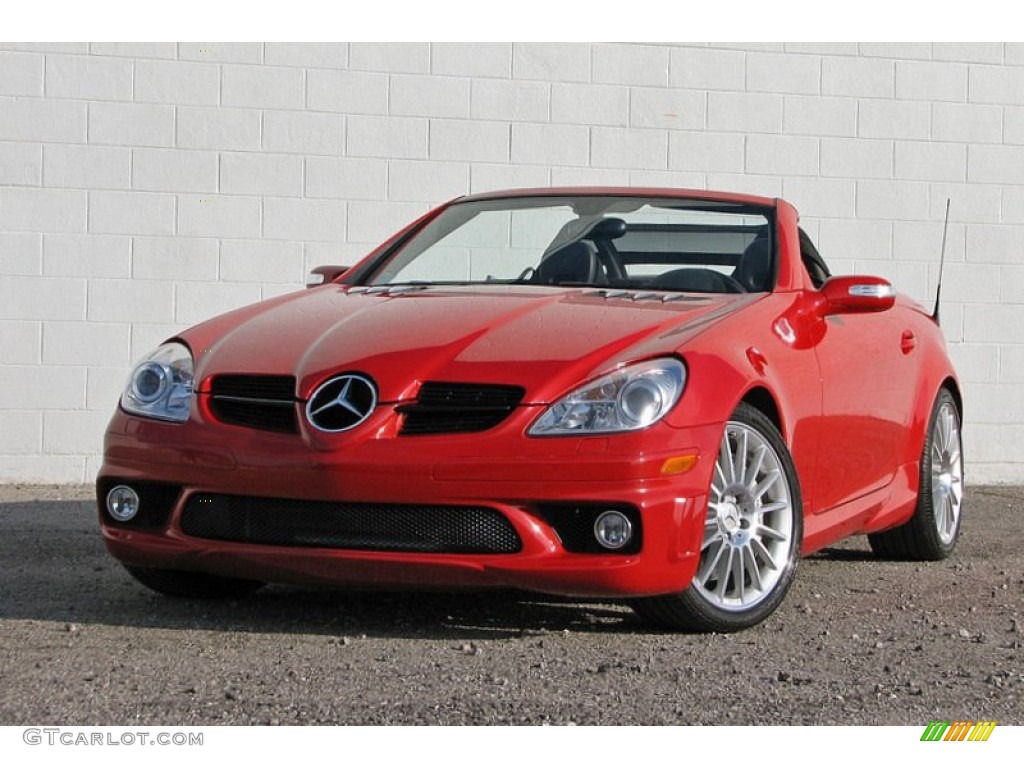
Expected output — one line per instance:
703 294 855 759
868 388 963 560
632 403 803 632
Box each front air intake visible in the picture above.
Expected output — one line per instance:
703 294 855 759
397 382 525 435
208 375 298 434
180 494 523 554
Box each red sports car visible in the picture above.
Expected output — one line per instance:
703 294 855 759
98 188 964 632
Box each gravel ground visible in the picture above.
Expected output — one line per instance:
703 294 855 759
0 484 1020 726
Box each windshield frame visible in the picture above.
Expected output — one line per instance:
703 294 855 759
346 193 779 294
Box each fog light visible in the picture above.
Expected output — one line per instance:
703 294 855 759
106 485 140 522
594 510 633 550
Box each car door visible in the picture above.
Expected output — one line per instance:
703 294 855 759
802 233 922 512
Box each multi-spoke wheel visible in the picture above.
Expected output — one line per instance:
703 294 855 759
632 402 803 632
869 388 963 560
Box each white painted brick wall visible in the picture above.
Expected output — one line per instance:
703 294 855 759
220 152 303 197
132 237 218 281
89 190 174 235
179 43 261 65
44 145 130 189
177 195 260 239
262 111 346 155
0 141 41 185
307 70 388 114
132 148 218 192
177 106 260 150
90 102 174 147
0 42 1022 483
222 65 303 110
44 234 130 278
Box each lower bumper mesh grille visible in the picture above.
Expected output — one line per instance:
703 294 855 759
180 494 522 554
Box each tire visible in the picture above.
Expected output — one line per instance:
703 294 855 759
868 388 963 561
632 402 803 632
124 565 265 599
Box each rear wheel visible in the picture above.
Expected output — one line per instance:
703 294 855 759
632 403 803 632
868 388 963 560
125 565 265 599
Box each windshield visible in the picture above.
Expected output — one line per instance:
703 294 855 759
365 195 775 294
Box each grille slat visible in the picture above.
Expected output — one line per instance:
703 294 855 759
208 375 298 434
398 382 525 436
210 375 296 401
181 494 522 554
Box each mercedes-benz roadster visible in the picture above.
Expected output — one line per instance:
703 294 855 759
98 188 963 631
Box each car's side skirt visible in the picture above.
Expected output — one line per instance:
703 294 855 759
801 460 918 554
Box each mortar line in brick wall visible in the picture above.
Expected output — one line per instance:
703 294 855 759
423 120 430 171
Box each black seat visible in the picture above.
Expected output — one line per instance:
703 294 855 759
733 237 772 292
655 268 733 293
534 241 600 285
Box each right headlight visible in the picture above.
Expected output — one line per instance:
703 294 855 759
120 342 195 423
528 357 686 436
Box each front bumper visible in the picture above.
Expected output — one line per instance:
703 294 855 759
98 408 722 598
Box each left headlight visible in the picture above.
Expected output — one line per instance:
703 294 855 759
120 342 195 423
528 357 686 436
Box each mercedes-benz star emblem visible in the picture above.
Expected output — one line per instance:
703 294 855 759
305 374 377 432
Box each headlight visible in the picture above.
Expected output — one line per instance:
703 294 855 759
528 358 686 436
120 342 195 423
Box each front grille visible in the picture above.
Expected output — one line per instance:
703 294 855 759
180 494 523 554
208 375 298 434
397 382 526 436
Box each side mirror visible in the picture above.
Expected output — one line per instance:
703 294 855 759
820 275 895 315
306 265 352 289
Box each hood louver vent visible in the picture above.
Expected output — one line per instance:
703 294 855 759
584 289 706 303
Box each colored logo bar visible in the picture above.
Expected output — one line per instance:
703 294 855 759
921 721 997 742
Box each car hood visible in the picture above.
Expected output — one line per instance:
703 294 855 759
182 285 759 403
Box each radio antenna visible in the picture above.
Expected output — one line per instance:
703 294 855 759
932 198 951 324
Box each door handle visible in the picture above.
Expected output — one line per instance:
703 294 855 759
900 330 917 354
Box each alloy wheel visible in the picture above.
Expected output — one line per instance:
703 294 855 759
695 422 796 612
